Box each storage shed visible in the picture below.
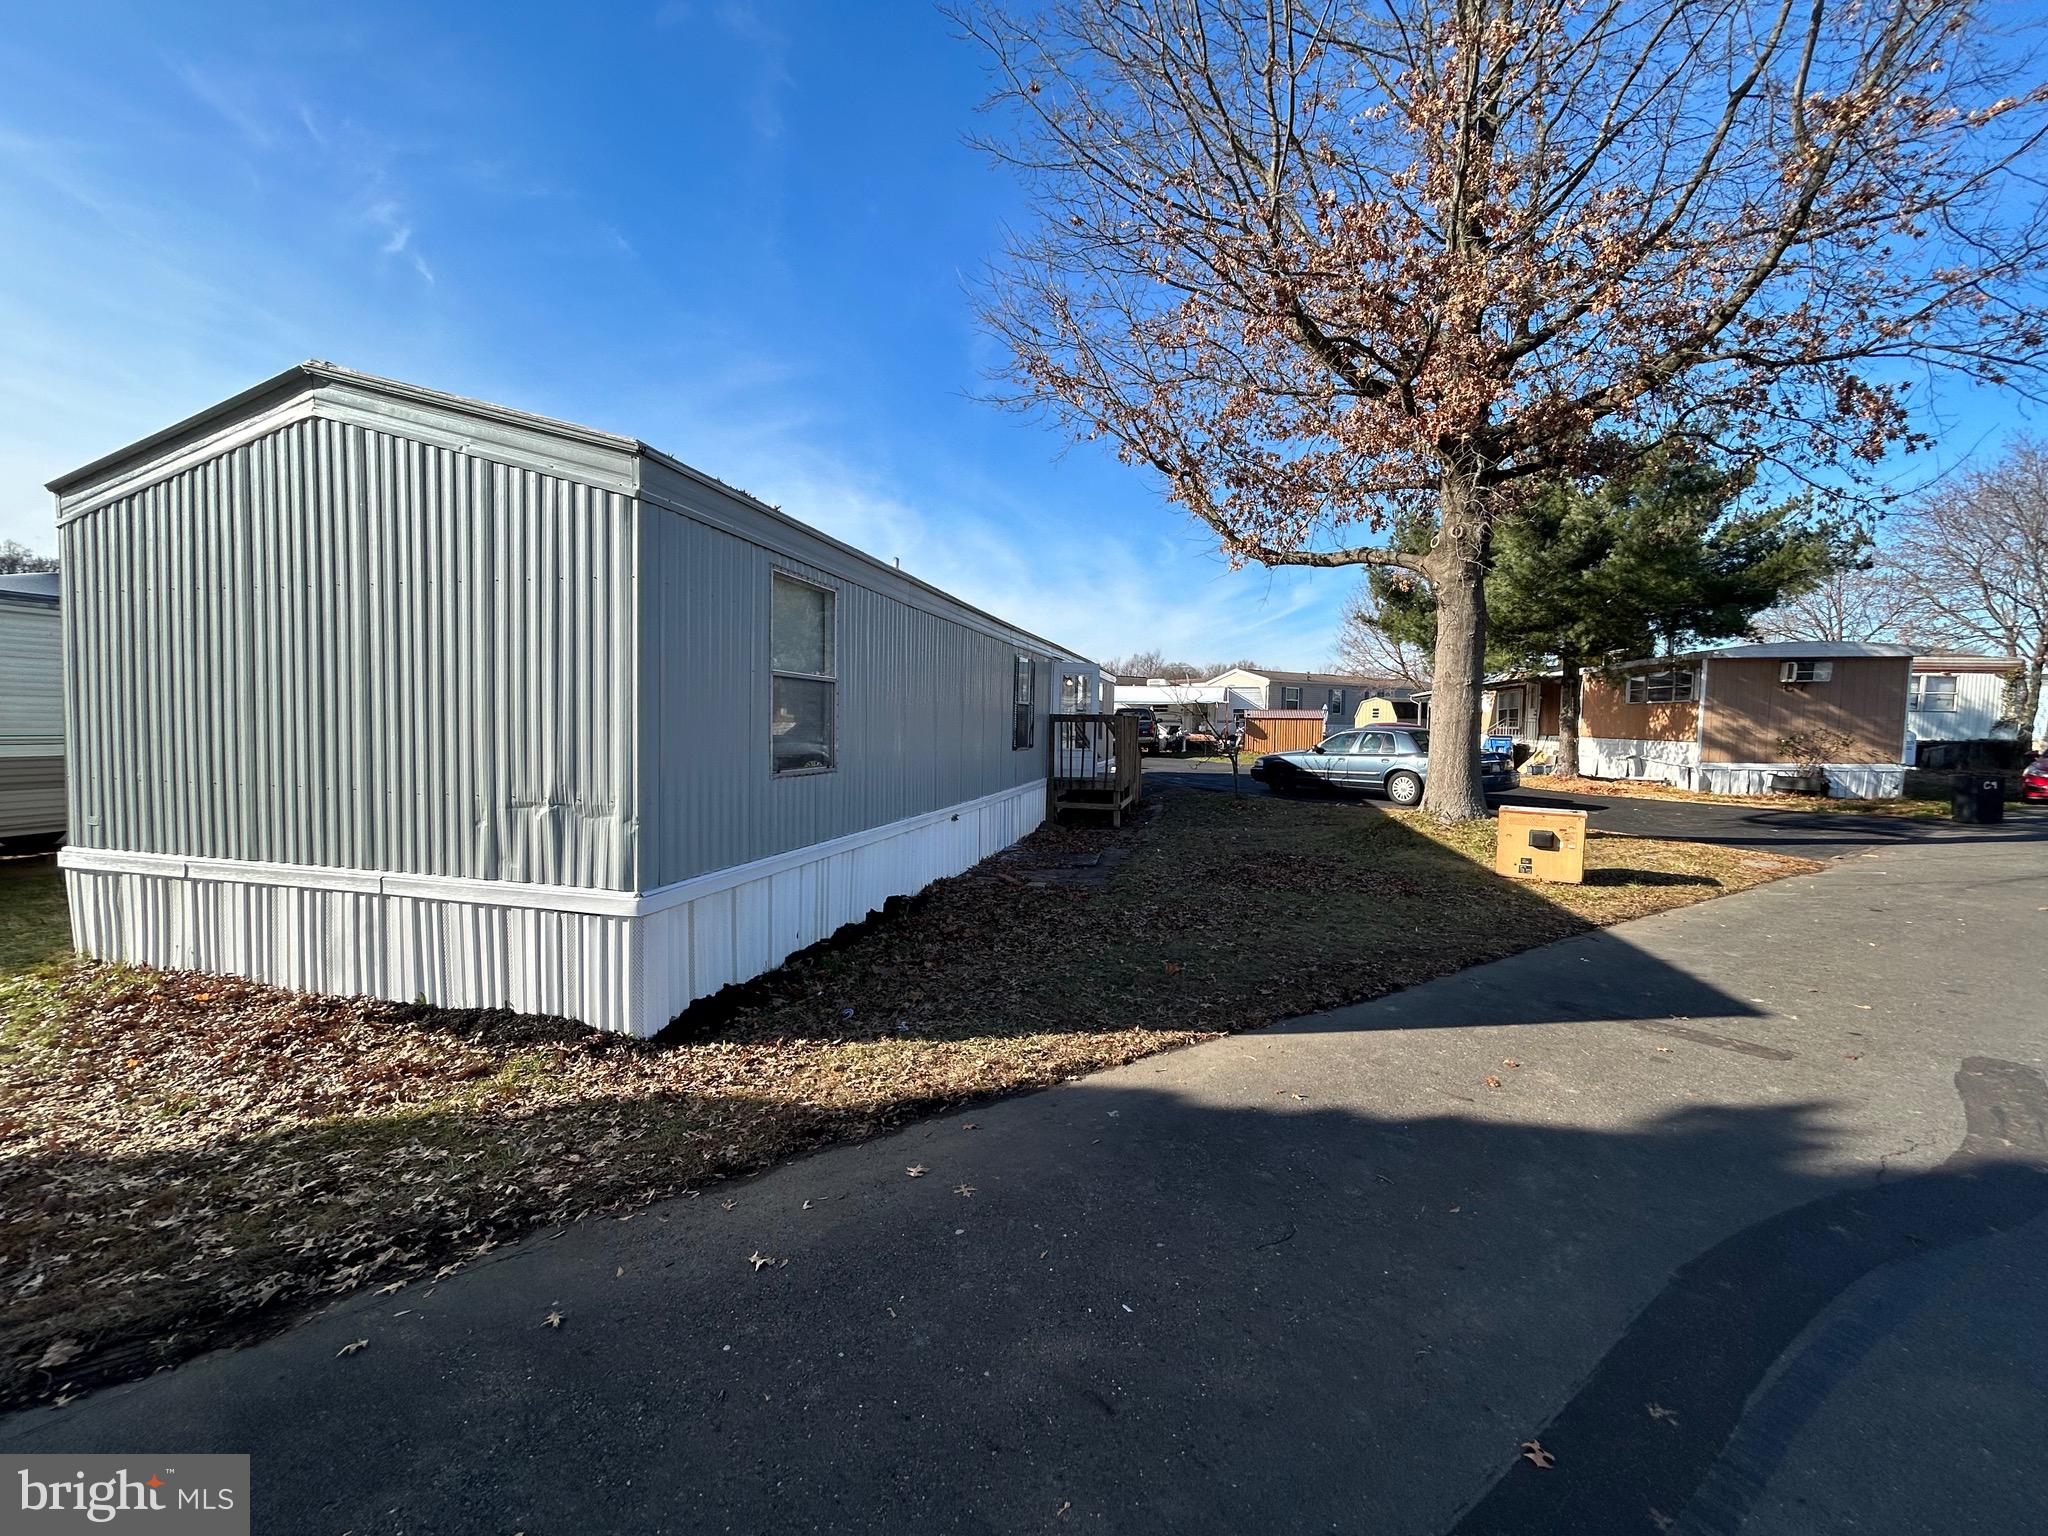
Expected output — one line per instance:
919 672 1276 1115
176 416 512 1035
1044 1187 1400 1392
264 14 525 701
0 572 64 845
50 363 1101 1035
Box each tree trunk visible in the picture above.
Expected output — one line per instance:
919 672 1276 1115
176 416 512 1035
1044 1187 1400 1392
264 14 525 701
2021 652 2046 751
1420 488 1492 822
1557 653 1582 780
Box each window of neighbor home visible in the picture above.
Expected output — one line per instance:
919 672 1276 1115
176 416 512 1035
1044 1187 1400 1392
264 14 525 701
771 573 836 774
1013 654 1037 750
1329 688 1346 714
1910 674 1959 712
1493 690 1525 731
1282 685 1303 707
1625 670 1696 705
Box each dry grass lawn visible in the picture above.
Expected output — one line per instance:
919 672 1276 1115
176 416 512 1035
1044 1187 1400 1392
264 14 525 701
0 792 1818 1408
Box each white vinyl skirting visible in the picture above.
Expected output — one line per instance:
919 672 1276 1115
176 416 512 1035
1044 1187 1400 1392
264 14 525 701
1576 738 1904 799
1694 763 1905 799
60 780 1047 1037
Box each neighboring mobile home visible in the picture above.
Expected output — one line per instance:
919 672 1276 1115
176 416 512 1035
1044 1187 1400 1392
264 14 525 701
1207 667 1415 726
51 363 1101 1036
1905 654 2024 761
1578 643 1914 797
0 572 64 845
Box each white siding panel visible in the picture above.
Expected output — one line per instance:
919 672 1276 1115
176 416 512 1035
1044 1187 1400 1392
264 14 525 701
64 781 1043 1036
1578 737 1702 788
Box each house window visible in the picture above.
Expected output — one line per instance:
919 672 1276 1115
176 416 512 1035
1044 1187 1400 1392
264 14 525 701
1909 674 1958 713
1282 685 1303 708
1013 654 1037 750
1625 670 1696 705
1329 688 1346 715
771 573 836 773
1493 689 1525 732
1778 659 1834 684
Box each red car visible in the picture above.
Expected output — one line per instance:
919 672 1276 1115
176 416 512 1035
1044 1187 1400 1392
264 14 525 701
2024 755 2048 803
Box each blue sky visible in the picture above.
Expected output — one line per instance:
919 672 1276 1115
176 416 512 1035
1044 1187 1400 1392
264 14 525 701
0 0 1337 668
0 2 2035 670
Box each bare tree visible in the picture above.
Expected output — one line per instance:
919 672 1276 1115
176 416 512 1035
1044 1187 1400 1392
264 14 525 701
961 0 2048 817
1333 580 1433 688
0 540 57 575
1751 562 1933 645
1888 438 2048 739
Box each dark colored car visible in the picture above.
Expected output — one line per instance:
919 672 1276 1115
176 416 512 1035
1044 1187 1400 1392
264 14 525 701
1116 706 1161 755
2023 755 2048 803
1248 728 1517 806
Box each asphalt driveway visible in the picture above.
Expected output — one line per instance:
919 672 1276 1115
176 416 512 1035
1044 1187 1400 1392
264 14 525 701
6 822 2046 1533
1145 754 2042 861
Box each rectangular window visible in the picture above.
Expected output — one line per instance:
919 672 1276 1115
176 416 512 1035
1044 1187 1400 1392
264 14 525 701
1625 670 1696 705
1282 685 1303 708
771 573 836 773
1013 654 1037 750
1329 688 1346 714
1910 674 1958 712
1493 690 1525 732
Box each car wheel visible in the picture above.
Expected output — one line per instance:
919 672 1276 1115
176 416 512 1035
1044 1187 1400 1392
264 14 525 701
1384 771 1423 807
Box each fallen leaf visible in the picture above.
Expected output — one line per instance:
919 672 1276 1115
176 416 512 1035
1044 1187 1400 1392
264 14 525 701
35 1339 81 1371
1646 1402 1680 1425
542 1310 564 1329
1648 1509 1675 1533
719 1200 737 1212
374 1280 405 1296
1483 1075 1503 1090
954 1184 976 1197
336 1339 369 1357
1501 1058 1521 1069
1519 1439 1555 1469
615 1267 624 1278
905 1164 929 1178
748 1251 774 1272
1162 962 1182 975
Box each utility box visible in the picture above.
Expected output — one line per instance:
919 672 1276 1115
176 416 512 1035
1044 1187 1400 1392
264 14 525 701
1495 805 1588 884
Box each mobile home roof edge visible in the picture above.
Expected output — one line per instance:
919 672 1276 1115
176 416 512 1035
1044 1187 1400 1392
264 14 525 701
47 361 1100 667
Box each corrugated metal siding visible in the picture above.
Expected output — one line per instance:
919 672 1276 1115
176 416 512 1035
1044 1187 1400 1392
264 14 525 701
0 600 63 753
1701 658 1909 764
0 756 64 837
638 502 1055 888
61 415 639 889
1909 671 2010 743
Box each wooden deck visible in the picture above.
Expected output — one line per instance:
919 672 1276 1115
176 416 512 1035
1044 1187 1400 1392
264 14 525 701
1048 712 1143 824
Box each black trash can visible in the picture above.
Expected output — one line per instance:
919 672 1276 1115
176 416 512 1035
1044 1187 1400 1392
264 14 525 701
1951 773 2005 824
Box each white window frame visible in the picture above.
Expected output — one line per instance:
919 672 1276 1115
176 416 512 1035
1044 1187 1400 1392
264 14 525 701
1909 673 1959 713
1282 685 1303 708
1625 669 1697 705
1492 689 1525 732
770 570 838 777
1329 688 1346 715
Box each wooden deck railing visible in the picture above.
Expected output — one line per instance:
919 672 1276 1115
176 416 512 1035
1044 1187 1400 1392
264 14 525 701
1048 712 1143 824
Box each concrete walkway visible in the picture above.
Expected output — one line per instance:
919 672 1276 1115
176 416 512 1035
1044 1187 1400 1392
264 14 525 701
7 831 2047 1534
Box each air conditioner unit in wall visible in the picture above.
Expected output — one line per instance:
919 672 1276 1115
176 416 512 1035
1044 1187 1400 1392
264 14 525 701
1780 660 1833 684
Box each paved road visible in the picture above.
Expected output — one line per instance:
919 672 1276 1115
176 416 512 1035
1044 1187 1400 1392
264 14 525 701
1146 754 2043 861
7 833 2048 1534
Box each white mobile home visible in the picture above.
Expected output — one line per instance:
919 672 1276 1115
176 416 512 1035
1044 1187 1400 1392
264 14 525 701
51 363 1101 1035
1906 654 2024 760
0 572 64 845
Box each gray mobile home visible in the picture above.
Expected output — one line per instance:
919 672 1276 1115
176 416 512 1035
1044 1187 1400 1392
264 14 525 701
0 572 64 844
51 363 1101 1035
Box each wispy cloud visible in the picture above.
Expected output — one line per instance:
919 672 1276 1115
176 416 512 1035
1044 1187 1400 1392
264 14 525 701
364 198 434 283
168 59 273 148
